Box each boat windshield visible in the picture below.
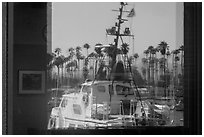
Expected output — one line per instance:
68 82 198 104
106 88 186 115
81 85 91 94
116 85 134 95
60 97 68 108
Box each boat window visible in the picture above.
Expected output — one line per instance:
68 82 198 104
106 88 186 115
97 85 106 92
82 85 91 94
61 97 68 108
138 88 148 94
116 85 134 95
73 104 82 115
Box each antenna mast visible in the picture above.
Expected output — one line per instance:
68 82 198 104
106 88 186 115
106 2 134 71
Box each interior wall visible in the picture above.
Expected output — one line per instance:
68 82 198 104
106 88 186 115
7 3 49 134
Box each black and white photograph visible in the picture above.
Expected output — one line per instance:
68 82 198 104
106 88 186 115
2 2 201 135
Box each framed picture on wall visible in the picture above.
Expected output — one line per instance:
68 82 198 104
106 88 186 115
19 70 45 94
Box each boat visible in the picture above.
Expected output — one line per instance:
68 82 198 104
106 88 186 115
47 2 170 129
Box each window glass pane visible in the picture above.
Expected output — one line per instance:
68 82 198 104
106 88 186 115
82 86 91 94
116 85 133 95
73 104 82 115
48 2 184 129
60 97 67 108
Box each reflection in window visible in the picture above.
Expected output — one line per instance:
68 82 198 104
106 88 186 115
47 2 184 130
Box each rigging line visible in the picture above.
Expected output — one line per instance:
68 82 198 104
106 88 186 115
91 59 98 85
126 55 147 118
120 36 124 45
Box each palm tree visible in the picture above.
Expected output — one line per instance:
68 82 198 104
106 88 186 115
66 59 77 78
147 46 159 98
152 48 158 83
128 55 134 66
143 49 150 86
47 53 55 89
75 46 83 70
59 55 66 85
172 49 180 88
157 41 169 56
133 53 139 66
155 47 161 82
67 47 75 77
104 44 117 72
121 43 129 55
94 43 104 77
83 58 89 80
179 45 184 76
157 41 169 97
52 55 64 106
83 43 90 57
157 41 169 76
165 50 171 90
47 53 55 70
142 57 148 81
158 57 166 75
54 48 61 57
144 46 151 90
147 46 156 85
157 41 168 77
133 53 139 59
166 50 171 68
153 57 159 84
87 52 99 79
68 47 75 60
141 66 147 81
63 56 71 84
95 43 103 58
53 48 62 85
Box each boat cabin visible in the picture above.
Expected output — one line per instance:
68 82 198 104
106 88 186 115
80 80 136 114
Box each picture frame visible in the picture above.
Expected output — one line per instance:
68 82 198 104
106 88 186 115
19 70 45 94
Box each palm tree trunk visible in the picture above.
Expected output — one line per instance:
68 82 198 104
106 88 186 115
78 59 80 70
148 57 151 85
55 66 60 107
61 64 64 86
155 61 158 85
175 60 178 88
172 54 175 90
57 66 60 87
77 59 80 78
152 58 155 97
163 54 166 98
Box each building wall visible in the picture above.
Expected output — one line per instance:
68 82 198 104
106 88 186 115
7 3 49 134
